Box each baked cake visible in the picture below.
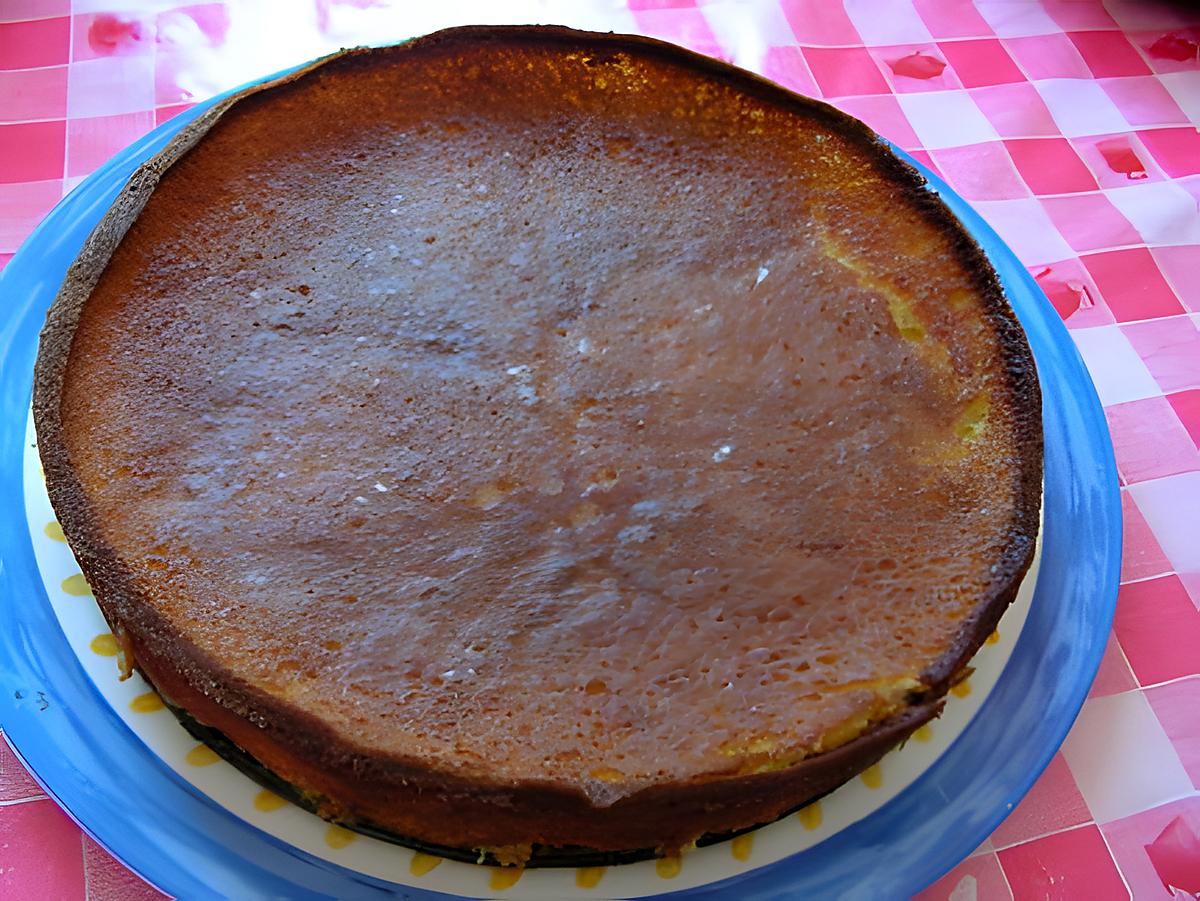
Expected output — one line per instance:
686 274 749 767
33 26 1041 863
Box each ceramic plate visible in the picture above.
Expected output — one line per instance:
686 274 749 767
0 59 1119 900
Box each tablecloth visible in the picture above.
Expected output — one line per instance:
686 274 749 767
1 1 1198 898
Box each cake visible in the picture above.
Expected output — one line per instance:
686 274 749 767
33 26 1042 863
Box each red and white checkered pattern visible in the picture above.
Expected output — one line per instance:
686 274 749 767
2 2 1199 897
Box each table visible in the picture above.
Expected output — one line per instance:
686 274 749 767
1 2 1197 898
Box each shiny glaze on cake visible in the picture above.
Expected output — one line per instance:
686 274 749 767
34 26 1041 856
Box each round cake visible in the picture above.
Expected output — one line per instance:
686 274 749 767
33 26 1041 863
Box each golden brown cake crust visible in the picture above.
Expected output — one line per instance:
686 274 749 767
33 26 1041 855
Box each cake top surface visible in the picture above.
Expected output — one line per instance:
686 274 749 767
39 27 1040 805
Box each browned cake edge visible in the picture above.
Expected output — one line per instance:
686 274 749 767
31 25 1043 859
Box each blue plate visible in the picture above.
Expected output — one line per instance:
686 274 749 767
0 62 1120 900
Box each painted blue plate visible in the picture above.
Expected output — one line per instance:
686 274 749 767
0 61 1119 900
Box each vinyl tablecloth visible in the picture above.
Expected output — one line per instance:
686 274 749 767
1 1 1198 898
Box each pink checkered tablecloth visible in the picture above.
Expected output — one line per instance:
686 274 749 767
2 1 1198 898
